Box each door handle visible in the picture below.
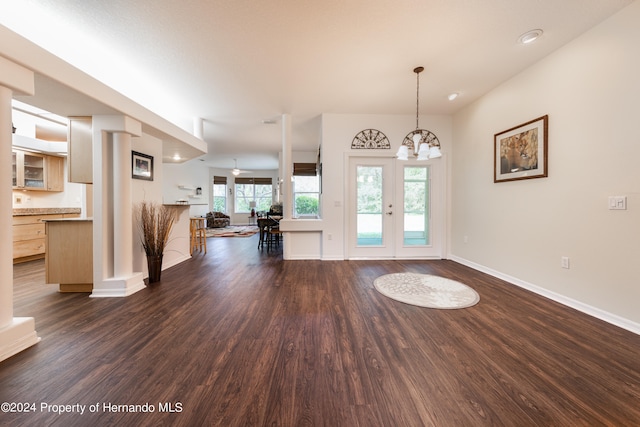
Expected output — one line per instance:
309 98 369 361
386 211 393 215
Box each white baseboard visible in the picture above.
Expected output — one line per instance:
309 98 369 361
0 317 40 362
286 254 322 260
449 255 640 336
91 273 146 297
162 254 191 271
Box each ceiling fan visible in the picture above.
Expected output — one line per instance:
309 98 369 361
231 159 250 176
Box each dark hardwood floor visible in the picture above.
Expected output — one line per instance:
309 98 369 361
3 234 640 426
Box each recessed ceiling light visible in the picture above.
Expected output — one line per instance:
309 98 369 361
518 29 543 45
172 154 181 161
448 93 459 101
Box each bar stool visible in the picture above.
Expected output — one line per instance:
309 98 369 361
190 217 207 255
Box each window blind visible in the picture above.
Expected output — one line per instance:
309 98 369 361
235 177 273 185
293 163 317 176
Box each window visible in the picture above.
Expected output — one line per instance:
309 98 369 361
212 176 227 212
235 178 273 213
293 163 320 218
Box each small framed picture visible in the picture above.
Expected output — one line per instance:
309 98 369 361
132 151 154 181
494 115 548 183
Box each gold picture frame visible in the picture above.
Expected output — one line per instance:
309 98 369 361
494 115 548 183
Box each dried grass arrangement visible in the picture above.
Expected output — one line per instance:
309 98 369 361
137 201 177 257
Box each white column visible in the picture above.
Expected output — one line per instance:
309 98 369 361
112 132 133 277
0 57 39 362
280 114 293 259
90 115 144 297
0 86 13 328
193 117 204 140
281 113 292 220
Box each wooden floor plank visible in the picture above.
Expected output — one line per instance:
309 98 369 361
2 234 640 426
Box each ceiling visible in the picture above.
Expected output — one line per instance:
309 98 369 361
0 0 633 171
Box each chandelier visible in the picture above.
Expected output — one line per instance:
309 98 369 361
396 66 442 161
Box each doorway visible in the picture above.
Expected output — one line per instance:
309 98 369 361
347 156 443 259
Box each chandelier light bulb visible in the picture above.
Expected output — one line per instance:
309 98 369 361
396 145 409 161
417 143 430 160
429 145 442 159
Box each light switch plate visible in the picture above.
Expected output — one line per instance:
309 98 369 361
608 196 627 210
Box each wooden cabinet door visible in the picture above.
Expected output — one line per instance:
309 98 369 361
68 117 93 184
13 222 46 241
12 214 63 262
13 238 46 259
46 155 65 191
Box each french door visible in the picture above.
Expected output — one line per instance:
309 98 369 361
347 157 442 259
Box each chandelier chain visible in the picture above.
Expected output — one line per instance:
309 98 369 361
396 66 442 160
416 70 419 130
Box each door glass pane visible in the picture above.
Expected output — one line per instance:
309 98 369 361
404 166 429 246
357 165 383 246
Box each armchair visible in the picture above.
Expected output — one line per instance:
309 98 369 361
206 211 230 228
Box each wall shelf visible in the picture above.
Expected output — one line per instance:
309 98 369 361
177 185 203 203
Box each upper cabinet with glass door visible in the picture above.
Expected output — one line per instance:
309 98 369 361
13 150 44 189
12 149 64 192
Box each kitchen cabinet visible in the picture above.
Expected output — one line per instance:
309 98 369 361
67 116 92 184
13 150 45 189
13 214 59 262
46 155 65 191
45 218 93 292
12 149 65 192
12 209 81 263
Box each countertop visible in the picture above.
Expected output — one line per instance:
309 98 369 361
44 217 93 222
13 208 82 216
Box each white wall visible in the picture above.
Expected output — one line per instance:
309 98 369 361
450 2 640 329
292 150 318 163
319 113 452 260
131 133 190 277
163 159 211 217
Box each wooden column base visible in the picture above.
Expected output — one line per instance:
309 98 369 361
59 283 93 293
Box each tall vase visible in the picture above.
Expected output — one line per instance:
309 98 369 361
147 254 163 284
